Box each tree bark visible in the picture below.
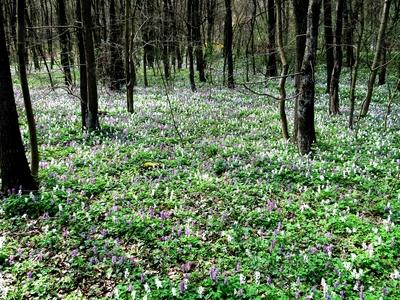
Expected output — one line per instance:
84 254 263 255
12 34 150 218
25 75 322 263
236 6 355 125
17 0 39 178
329 0 344 114
193 0 206 82
297 0 322 155
224 0 234 89
360 0 392 116
56 0 72 85
323 0 334 92
349 0 364 129
76 0 87 128
0 2 37 193
187 0 196 91
276 0 289 140
292 0 309 141
266 0 277 77
80 0 99 130
109 0 125 90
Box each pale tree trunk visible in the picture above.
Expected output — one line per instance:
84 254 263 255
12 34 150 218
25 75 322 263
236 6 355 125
360 0 392 116
297 0 322 155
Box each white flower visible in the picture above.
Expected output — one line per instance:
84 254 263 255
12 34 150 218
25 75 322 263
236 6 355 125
390 270 400 279
254 271 260 285
198 286 205 296
321 278 328 297
144 283 150 294
171 287 177 296
124 269 130 279
155 277 162 289
343 262 352 271
239 274 246 285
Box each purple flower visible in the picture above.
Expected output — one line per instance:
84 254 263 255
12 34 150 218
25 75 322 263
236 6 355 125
359 285 365 300
111 256 117 265
209 266 219 282
71 249 79 257
179 280 186 293
27 271 32 280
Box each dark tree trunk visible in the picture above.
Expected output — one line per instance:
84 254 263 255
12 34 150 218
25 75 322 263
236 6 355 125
0 2 37 193
193 0 206 82
17 0 39 178
56 0 72 85
162 0 171 80
76 0 87 128
276 0 289 140
378 39 387 85
343 0 355 67
125 0 134 112
329 0 344 114
109 0 124 90
224 0 234 88
349 0 364 129
323 0 334 92
187 0 196 91
297 0 322 155
81 0 99 130
361 0 391 116
266 0 277 77
292 0 309 141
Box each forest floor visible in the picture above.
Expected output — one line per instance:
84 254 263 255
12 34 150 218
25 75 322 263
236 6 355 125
1 68 400 299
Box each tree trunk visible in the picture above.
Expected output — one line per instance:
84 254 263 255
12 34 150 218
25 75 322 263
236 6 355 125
329 0 344 114
17 0 39 178
162 0 171 80
343 0 355 67
193 0 206 82
378 39 387 85
109 0 125 90
276 0 289 140
323 0 334 92
125 0 134 112
0 1 38 193
56 0 72 85
292 0 309 141
80 0 99 130
349 0 364 129
297 0 322 155
360 0 392 116
187 0 196 91
76 0 87 128
266 0 277 77
224 0 234 89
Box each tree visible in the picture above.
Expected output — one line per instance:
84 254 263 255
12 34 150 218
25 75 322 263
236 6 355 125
292 0 309 141
17 0 39 178
323 0 334 92
0 3 37 193
224 0 234 88
266 0 277 77
56 0 73 85
360 0 392 116
329 0 344 114
187 0 196 91
76 0 87 128
276 0 289 140
81 0 99 130
297 0 322 155
109 0 125 90
193 0 206 82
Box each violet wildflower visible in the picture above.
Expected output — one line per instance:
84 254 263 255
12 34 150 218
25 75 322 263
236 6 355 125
27 271 32 280
359 285 365 300
71 249 78 257
179 280 186 294
111 255 117 265
209 266 218 282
